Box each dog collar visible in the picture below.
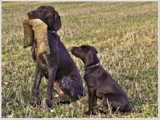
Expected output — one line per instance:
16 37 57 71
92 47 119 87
47 31 57 34
84 63 100 70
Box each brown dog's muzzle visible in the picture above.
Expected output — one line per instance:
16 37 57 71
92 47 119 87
27 11 35 19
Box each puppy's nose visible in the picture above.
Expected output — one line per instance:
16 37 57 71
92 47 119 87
27 12 32 16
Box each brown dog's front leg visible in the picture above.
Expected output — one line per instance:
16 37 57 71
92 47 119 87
45 66 58 108
31 67 42 107
84 88 95 115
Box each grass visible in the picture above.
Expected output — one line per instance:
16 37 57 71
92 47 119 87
1 2 158 118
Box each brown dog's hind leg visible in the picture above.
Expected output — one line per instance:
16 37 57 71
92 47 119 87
59 76 84 102
54 81 67 97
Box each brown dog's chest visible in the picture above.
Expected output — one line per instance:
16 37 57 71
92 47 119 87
31 35 77 81
31 35 59 79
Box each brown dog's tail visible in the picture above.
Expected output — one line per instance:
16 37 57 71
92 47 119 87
124 104 133 112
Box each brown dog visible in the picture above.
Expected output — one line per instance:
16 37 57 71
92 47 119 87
26 6 84 108
70 45 132 115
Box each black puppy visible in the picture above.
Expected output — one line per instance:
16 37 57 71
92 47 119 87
27 6 84 108
70 45 132 115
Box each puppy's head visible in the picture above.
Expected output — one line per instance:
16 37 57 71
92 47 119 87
27 6 61 31
70 45 98 66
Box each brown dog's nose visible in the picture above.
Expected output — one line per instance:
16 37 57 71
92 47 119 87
27 11 34 19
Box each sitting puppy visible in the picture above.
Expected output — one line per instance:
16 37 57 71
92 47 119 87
70 45 132 115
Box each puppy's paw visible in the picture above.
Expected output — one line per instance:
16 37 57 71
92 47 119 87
84 111 96 115
45 99 52 108
84 111 91 115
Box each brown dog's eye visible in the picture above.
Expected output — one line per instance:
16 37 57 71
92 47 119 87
39 7 47 13
42 8 47 11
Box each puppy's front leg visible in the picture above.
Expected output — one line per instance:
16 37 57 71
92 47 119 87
93 95 97 107
84 88 95 115
31 67 42 107
45 65 58 108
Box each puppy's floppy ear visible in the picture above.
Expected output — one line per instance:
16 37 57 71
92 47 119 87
52 11 62 31
93 47 98 54
85 51 94 66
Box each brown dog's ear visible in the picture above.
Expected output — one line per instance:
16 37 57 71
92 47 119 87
52 11 61 31
85 51 94 66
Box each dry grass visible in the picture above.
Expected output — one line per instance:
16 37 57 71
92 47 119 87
2 2 158 118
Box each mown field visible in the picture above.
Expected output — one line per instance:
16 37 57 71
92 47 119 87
1 2 158 118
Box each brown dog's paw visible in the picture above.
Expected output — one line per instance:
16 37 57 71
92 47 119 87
30 100 41 107
45 99 52 108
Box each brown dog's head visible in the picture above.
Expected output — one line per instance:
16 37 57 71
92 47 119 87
27 6 61 31
70 45 99 66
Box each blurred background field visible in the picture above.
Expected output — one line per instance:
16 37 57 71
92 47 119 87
1 2 158 118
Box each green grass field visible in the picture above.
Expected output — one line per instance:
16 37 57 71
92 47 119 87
2 2 158 118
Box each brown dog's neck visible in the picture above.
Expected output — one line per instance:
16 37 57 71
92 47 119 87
47 30 58 40
84 62 100 70
47 30 57 34
46 30 60 53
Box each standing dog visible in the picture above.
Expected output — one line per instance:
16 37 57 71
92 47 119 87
70 45 132 115
27 6 84 108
